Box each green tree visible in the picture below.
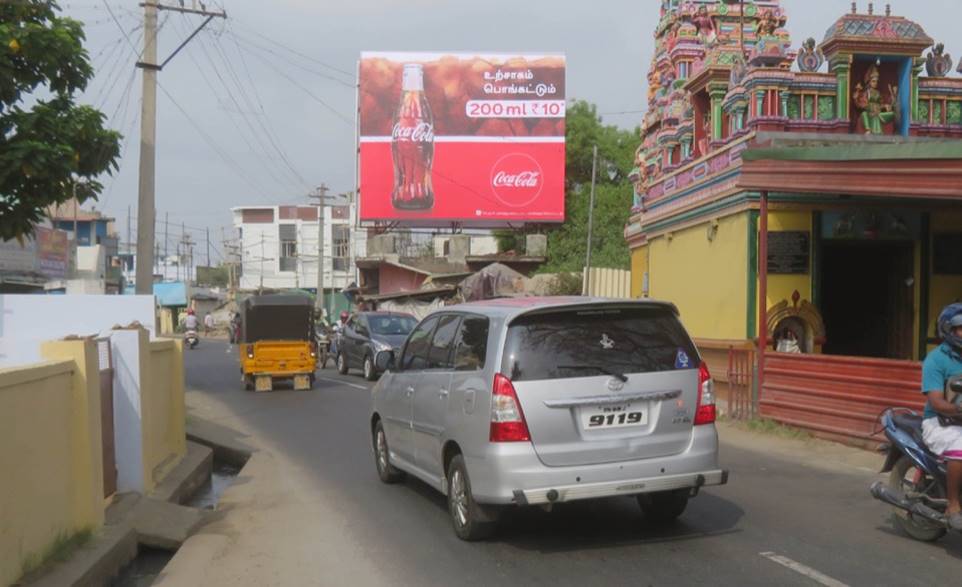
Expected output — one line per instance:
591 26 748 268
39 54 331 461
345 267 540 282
540 100 638 273
1 0 121 241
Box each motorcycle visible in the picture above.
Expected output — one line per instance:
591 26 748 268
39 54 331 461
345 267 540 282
315 324 332 369
185 329 199 350
870 377 962 542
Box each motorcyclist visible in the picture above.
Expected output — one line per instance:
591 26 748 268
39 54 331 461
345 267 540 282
921 303 962 530
330 310 350 355
185 308 199 332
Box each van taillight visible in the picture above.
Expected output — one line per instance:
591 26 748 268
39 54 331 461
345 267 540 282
489 374 531 442
694 361 716 425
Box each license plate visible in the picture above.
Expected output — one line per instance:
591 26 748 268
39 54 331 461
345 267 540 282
581 403 648 430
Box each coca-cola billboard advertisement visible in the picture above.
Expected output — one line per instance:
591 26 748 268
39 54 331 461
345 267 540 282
358 52 566 224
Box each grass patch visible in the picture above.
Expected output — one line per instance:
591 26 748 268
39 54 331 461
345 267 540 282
733 417 813 441
20 527 94 578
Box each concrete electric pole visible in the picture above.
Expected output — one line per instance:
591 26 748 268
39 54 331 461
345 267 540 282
134 1 226 294
310 184 330 318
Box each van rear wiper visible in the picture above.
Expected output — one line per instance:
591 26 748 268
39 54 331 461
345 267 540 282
557 365 628 382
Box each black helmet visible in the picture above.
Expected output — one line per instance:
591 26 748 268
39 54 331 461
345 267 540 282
938 303 962 351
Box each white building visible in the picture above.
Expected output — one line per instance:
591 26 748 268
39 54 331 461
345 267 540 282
232 200 366 293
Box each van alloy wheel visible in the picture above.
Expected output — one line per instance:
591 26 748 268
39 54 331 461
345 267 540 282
446 455 497 541
373 420 403 483
450 469 469 528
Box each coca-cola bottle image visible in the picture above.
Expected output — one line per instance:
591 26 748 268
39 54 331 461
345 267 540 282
392 63 435 210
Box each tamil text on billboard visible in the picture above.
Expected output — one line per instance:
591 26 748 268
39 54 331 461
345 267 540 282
358 52 566 224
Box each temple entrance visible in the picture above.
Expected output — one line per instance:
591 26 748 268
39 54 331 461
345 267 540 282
820 241 915 360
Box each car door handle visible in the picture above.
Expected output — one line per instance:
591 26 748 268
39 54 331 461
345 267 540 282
439 388 449 398
405 386 414 397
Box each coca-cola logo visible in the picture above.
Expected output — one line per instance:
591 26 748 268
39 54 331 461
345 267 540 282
490 153 544 208
392 122 434 143
493 171 540 188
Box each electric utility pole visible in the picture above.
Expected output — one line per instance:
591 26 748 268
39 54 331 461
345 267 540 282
310 184 330 318
134 1 226 294
583 145 598 296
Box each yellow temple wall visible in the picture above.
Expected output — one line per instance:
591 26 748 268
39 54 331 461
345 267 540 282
647 213 749 340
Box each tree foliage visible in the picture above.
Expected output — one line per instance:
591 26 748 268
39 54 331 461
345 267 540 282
0 0 121 240
540 100 638 273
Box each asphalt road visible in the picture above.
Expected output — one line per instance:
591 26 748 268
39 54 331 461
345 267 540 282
186 340 962 586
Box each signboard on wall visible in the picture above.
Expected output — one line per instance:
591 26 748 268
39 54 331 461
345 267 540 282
358 52 566 225
767 231 810 275
0 227 69 280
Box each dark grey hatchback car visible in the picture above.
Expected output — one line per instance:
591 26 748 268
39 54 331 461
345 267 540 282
336 312 418 380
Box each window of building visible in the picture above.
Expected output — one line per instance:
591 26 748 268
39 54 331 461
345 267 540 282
332 225 350 272
279 224 297 272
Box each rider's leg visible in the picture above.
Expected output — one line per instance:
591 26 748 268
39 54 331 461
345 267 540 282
948 459 962 515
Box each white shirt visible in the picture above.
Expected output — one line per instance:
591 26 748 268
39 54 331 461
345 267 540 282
185 315 199 330
204 315 214 327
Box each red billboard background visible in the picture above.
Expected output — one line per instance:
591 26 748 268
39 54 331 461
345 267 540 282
358 52 566 225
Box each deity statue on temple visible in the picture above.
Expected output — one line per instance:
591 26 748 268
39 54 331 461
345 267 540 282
690 5 717 45
756 9 781 37
853 64 899 135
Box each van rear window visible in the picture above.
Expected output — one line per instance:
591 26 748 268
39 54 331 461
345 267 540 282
501 307 698 382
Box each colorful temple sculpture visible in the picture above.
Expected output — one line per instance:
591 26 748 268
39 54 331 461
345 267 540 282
627 1 962 443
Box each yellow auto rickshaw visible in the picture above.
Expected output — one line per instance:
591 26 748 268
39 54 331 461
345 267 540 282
239 294 317 391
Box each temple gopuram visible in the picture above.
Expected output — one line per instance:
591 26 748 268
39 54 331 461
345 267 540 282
627 1 962 443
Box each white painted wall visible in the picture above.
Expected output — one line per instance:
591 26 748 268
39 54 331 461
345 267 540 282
109 329 145 493
0 294 155 367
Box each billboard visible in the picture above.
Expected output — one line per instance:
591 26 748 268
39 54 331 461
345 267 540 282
358 52 566 225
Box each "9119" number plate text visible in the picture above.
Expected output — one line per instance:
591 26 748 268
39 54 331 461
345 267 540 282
581 404 648 430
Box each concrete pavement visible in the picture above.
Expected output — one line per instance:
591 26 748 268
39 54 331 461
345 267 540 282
156 340 962 586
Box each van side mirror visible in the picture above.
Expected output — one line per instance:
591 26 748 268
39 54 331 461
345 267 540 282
375 350 396 372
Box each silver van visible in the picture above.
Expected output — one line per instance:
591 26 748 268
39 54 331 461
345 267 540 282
370 297 727 540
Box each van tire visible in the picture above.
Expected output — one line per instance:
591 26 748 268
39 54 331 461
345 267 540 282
337 353 349 375
637 489 689 524
447 455 497 541
373 420 404 484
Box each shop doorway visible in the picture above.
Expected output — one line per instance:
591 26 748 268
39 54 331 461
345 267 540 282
820 241 915 359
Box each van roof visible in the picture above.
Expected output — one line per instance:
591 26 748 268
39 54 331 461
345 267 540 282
452 296 679 321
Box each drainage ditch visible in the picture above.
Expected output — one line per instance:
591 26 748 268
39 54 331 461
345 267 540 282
112 457 244 587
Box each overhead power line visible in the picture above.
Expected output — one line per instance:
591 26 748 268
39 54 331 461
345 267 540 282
230 39 354 126
229 20 356 80
198 23 313 190
228 29 356 89
170 16 300 193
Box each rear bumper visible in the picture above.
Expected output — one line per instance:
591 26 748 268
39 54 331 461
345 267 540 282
514 469 728 505
465 425 723 504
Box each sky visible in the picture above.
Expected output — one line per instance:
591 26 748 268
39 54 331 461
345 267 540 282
61 0 962 261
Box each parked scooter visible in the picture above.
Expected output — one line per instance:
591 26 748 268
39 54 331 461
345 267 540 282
185 329 199 350
870 378 962 541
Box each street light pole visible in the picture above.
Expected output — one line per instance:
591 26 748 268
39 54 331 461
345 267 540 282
584 145 598 296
